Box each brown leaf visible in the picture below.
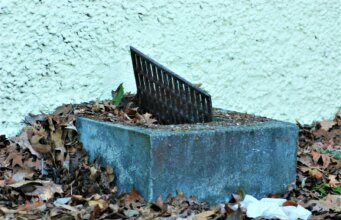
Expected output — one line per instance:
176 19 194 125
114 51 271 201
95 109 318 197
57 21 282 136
226 206 243 220
30 135 51 154
71 195 84 201
90 166 98 180
9 180 44 193
88 199 109 211
282 200 297 206
155 195 163 209
11 131 41 158
24 158 42 170
267 193 280 198
6 151 24 167
176 191 185 202
51 126 64 149
25 181 63 201
51 125 66 164
17 201 45 211
309 169 323 180
123 188 143 203
307 194 341 212
57 204 79 212
321 154 331 168
135 113 157 125
12 168 35 183
142 113 157 125
194 210 216 220
297 155 313 166
53 104 72 117
319 120 336 131
47 116 55 132
0 206 26 215
24 113 47 125
0 178 12 187
328 175 340 188
106 165 114 175
311 151 321 163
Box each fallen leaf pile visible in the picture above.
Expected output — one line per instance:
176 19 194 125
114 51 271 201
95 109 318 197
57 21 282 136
0 104 119 219
0 91 340 219
284 111 341 219
74 93 158 126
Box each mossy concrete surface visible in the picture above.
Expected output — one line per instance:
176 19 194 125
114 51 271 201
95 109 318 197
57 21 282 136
76 116 298 204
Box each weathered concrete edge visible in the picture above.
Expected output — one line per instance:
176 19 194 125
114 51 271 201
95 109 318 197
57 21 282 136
147 122 299 203
76 116 298 136
76 117 153 198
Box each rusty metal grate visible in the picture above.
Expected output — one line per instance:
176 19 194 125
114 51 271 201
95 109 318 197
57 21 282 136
130 46 212 124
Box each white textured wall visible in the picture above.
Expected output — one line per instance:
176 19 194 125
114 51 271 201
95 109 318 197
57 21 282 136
1 0 340 136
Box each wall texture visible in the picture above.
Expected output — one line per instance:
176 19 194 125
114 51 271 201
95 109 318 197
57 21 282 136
1 0 340 136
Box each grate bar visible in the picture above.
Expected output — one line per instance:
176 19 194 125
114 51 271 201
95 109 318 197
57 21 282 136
130 46 212 124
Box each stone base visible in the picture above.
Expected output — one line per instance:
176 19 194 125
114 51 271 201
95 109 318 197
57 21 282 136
76 116 298 204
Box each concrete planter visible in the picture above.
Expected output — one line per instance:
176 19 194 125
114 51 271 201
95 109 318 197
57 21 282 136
76 115 298 204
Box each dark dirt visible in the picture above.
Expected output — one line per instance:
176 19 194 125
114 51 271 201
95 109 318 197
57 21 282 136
73 94 269 131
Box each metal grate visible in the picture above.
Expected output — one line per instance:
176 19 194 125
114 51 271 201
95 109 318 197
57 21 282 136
130 46 212 124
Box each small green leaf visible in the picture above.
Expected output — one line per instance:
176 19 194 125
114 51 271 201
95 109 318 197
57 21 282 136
113 83 124 106
318 149 341 159
333 186 341 194
238 188 246 201
318 187 327 196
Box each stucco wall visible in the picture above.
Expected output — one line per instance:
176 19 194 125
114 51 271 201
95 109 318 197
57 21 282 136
1 0 340 136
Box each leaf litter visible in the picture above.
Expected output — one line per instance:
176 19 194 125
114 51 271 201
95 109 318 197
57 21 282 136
0 87 340 219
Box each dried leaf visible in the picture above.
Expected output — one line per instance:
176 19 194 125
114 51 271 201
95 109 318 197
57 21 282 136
30 135 51 154
50 126 64 149
194 210 216 220
309 169 323 180
297 155 313 166
57 204 79 212
226 206 243 220
141 113 157 125
12 169 34 183
0 206 27 215
11 131 41 158
328 175 340 188
17 201 45 211
88 199 108 211
319 120 336 131
24 158 42 170
24 113 47 125
123 188 143 203
155 195 163 209
282 200 297 206
9 180 43 194
311 151 321 163
6 151 24 167
25 181 63 201
307 194 341 212
53 104 72 116
321 154 331 168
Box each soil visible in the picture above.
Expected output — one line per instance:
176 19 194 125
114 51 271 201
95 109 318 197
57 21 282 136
73 94 269 131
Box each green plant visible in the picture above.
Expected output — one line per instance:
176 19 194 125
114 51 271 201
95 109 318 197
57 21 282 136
112 83 124 106
314 182 341 196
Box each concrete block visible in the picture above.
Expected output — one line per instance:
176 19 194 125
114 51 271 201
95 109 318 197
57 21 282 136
76 116 298 204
